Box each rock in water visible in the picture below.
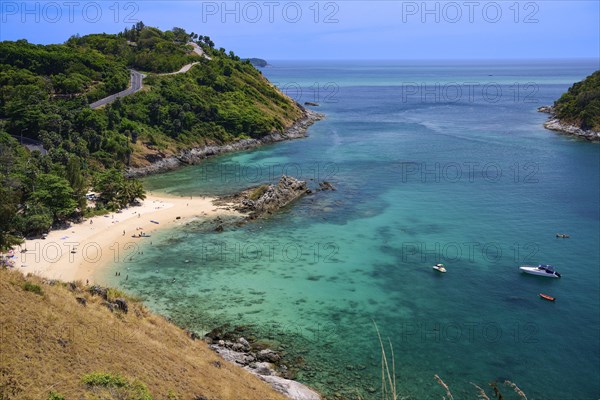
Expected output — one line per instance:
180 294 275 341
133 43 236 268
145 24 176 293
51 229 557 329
252 176 309 214
318 181 336 191
257 349 281 363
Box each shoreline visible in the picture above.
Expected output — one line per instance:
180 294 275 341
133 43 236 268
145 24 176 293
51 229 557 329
5 109 327 399
9 193 241 283
7 194 324 400
538 106 600 142
127 108 324 177
10 108 326 282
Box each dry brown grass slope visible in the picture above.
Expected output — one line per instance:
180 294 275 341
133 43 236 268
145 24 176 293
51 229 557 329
0 269 288 400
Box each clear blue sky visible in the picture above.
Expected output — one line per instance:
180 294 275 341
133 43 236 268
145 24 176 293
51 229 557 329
1 1 598 60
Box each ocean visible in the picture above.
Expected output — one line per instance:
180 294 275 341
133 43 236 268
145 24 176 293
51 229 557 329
99 60 600 399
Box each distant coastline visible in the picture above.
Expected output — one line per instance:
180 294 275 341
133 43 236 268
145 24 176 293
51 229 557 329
245 58 269 67
538 106 600 142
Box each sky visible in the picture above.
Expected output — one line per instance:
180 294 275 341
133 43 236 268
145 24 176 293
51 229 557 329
0 1 598 60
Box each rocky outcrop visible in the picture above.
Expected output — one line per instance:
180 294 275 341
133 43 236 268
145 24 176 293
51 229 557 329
248 176 309 214
317 181 336 191
261 376 321 400
87 285 128 313
114 298 129 313
210 344 320 400
205 327 321 400
543 118 600 141
218 176 311 219
233 175 312 219
126 110 324 177
538 106 600 141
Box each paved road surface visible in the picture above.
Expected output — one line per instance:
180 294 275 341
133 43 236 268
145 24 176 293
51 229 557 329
9 134 48 155
89 70 145 109
160 62 200 75
189 42 212 60
89 42 209 109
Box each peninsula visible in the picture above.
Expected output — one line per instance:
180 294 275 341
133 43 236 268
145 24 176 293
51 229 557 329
0 23 317 250
0 23 323 400
539 70 600 141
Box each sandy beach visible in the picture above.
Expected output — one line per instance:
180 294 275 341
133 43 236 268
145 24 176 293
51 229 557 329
9 193 240 283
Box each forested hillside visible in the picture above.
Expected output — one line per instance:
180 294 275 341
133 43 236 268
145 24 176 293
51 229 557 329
0 24 303 250
553 70 600 131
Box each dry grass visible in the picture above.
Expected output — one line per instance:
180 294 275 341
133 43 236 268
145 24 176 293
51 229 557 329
433 374 454 400
504 380 528 400
248 185 270 201
373 321 398 400
371 322 528 400
0 269 288 400
470 382 491 400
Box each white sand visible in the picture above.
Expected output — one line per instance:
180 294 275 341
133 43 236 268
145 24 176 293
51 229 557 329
10 194 239 283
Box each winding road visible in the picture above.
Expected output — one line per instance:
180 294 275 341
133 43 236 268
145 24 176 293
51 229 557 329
90 42 210 109
89 70 145 109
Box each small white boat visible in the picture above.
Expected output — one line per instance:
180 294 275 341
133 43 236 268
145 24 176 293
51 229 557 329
519 264 561 278
433 263 447 273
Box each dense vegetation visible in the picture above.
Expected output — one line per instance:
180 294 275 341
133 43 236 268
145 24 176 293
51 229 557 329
553 70 600 131
0 24 302 250
67 22 202 74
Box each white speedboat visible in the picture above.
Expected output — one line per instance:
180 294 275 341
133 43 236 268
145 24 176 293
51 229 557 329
519 264 561 278
433 263 447 273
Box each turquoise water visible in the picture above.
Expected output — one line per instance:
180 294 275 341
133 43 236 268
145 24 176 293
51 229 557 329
101 60 599 399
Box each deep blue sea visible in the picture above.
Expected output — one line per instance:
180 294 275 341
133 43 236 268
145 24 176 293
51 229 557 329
100 60 600 399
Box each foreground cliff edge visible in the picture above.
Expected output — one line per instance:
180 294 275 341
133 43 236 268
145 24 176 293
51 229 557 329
539 70 600 142
0 268 320 400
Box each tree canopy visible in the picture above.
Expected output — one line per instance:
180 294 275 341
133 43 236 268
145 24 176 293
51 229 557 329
554 70 600 131
0 24 302 249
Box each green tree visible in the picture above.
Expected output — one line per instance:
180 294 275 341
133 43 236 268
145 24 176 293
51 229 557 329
94 168 124 209
125 179 146 205
66 156 87 210
20 204 53 236
0 186 23 251
94 169 144 209
30 174 77 221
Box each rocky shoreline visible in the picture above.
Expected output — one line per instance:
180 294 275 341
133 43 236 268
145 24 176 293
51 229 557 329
123 109 328 398
203 325 321 400
126 109 325 177
538 106 600 142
